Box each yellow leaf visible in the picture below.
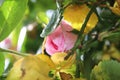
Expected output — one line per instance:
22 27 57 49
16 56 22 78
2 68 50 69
102 54 111 61
110 1 120 16
51 52 67 65
103 44 120 61
50 53 76 80
91 64 104 80
36 54 55 68
63 4 98 34
6 55 51 80
51 52 75 67
108 45 120 61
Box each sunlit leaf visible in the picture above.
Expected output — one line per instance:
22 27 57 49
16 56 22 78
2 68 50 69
110 1 120 16
51 52 75 67
50 52 76 79
51 52 67 65
37 12 49 24
6 55 51 80
36 54 55 68
0 0 28 41
0 53 5 76
63 4 98 34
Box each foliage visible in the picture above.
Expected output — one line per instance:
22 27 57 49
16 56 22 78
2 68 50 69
6 55 51 80
0 0 120 80
0 53 5 76
91 60 120 80
0 0 28 41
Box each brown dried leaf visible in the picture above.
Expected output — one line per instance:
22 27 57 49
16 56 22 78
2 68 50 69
59 72 73 80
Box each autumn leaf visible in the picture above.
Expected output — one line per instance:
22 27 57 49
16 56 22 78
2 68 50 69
59 72 73 80
51 52 75 67
103 44 120 61
36 54 55 68
50 52 76 80
63 4 98 34
6 55 51 80
110 0 120 16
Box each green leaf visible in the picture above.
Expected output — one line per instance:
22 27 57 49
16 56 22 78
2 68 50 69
0 53 5 76
40 9 63 37
0 0 28 41
102 60 120 80
63 0 72 5
56 0 63 9
91 60 120 80
10 22 22 46
104 32 120 42
37 12 48 24
98 30 120 42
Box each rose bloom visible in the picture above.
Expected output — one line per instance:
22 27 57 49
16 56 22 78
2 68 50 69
45 20 77 55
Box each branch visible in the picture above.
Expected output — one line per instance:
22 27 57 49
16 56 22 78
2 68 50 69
65 5 96 60
0 48 28 57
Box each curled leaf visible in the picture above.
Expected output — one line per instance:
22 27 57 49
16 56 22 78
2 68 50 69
40 9 63 37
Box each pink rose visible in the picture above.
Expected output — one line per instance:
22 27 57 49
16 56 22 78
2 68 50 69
45 20 77 55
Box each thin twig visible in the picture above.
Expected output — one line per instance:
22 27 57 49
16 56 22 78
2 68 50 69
65 5 96 60
0 48 28 57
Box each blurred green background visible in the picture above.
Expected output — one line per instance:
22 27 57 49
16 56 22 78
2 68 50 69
0 0 56 54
